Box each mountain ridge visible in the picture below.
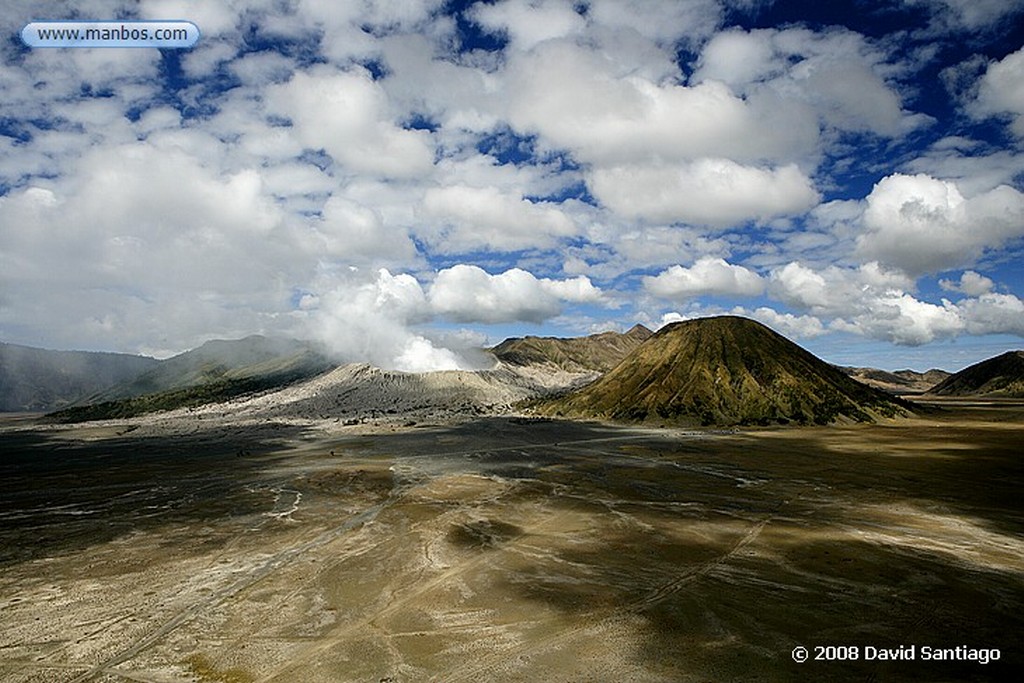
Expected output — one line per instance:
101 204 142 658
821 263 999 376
838 366 951 394
84 334 332 404
925 350 1024 397
491 324 652 374
0 342 158 412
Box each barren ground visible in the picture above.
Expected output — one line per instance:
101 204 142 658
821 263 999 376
1 402 1022 682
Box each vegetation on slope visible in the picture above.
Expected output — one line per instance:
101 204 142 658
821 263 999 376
925 351 1024 397
0 342 158 412
48 365 324 423
49 336 333 422
491 324 652 373
838 366 950 394
538 316 911 426
84 335 329 403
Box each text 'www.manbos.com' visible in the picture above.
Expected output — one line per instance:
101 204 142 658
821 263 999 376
22 21 200 48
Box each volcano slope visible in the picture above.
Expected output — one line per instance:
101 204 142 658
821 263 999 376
539 316 910 426
491 324 653 373
925 350 1024 398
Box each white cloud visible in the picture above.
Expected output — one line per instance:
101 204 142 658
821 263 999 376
428 265 556 324
656 311 690 328
904 141 1024 196
974 47 1024 138
644 257 765 300
377 34 500 134
857 173 1024 276
503 41 819 166
960 292 1024 337
585 0 724 49
265 66 435 178
769 261 914 315
588 159 818 226
469 0 586 51
314 196 418 264
768 261 953 345
939 270 994 296
769 262 832 310
471 0 724 54
3 0 1023 365
420 184 577 252
903 0 1024 32
767 260 1024 345
694 27 930 137
140 0 241 37
695 29 780 87
539 275 607 303
832 293 963 346
742 307 826 339
0 141 308 352
428 265 604 324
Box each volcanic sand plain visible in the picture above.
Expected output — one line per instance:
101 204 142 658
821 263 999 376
1 402 1022 682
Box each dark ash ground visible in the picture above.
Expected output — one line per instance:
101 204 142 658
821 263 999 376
1 403 1022 682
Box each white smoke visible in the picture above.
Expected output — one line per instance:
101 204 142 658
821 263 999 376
302 265 604 373
302 268 470 372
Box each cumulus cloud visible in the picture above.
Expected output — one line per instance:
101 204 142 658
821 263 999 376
769 261 914 315
973 47 1024 138
650 306 825 340
314 196 418 264
768 261 953 345
3 0 1023 367
939 270 995 296
427 265 602 324
288 264 611 370
768 260 1024 345
831 293 964 346
903 140 1024 196
420 184 577 252
265 66 435 178
588 0 723 46
903 0 1024 33
644 257 765 300
959 292 1024 337
471 0 725 57
588 159 819 226
857 173 1024 276
0 141 309 352
539 275 607 303
469 0 587 51
693 26 930 137
504 41 818 166
742 307 827 339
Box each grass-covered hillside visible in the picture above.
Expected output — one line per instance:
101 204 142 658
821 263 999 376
538 316 911 426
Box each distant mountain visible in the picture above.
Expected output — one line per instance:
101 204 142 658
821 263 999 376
925 351 1024 398
491 324 653 373
538 316 911 426
50 336 334 422
839 366 950 394
0 342 158 412
86 335 330 403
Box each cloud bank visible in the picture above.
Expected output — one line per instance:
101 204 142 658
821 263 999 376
1 0 1022 371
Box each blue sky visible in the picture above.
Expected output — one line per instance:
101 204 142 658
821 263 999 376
1 0 1023 371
